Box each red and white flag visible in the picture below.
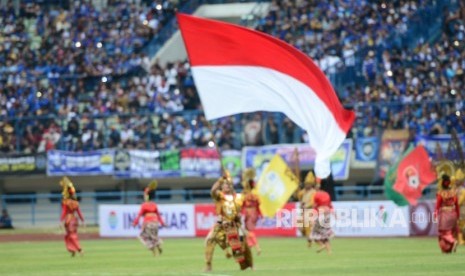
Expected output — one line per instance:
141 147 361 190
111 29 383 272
177 13 355 178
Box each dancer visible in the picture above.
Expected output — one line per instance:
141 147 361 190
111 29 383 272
310 181 334 254
204 173 253 272
59 177 85 257
241 168 262 255
435 172 459 253
297 170 317 247
133 181 165 256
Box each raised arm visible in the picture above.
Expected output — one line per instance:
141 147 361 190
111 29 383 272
210 178 222 199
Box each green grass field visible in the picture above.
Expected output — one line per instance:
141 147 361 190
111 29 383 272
0 237 464 275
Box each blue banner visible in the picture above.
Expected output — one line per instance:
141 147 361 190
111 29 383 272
242 140 352 181
47 150 115 176
415 134 465 159
113 150 180 179
355 137 380 162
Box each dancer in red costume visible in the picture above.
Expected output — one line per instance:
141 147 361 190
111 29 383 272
310 180 334 254
133 181 165 256
59 177 85 257
241 168 262 255
435 173 459 253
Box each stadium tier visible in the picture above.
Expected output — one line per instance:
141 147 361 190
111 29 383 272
0 0 463 227
2 2 465 274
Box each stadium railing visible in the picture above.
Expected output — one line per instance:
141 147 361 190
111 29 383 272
334 185 437 202
1 189 211 227
2 186 438 227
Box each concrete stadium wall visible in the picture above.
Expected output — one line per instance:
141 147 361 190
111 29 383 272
153 2 271 66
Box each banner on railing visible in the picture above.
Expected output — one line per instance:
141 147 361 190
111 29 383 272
332 201 410 237
355 137 379 162
180 148 221 177
99 204 195 237
114 150 180 178
415 134 465 159
194 203 297 237
377 130 410 178
242 140 352 180
47 149 114 176
409 200 437 236
0 154 46 175
221 150 242 183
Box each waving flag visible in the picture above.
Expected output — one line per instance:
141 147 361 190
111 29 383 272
254 154 299 218
384 145 413 206
393 145 437 205
177 13 355 178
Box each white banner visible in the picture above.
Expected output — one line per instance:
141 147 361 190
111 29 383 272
99 204 195 237
332 201 410 237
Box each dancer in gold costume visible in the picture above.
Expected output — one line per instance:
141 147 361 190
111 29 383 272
296 171 317 247
204 173 253 272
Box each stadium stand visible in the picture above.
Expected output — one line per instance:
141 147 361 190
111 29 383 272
1 0 463 227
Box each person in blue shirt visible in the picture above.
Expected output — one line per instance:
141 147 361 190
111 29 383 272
0 209 13 229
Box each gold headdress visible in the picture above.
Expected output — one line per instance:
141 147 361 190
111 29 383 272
303 170 318 188
223 169 232 183
434 149 465 191
241 168 256 191
434 129 465 191
436 160 455 190
144 180 158 202
60 176 76 200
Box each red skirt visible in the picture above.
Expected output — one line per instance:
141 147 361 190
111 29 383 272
64 217 81 253
438 208 457 253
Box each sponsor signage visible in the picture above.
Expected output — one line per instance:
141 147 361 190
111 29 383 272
194 203 297 237
332 201 410 237
99 204 195 237
409 200 437 236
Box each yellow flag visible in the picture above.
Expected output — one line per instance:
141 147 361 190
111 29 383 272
253 154 299 218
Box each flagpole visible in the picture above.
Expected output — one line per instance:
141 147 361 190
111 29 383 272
292 147 301 184
292 147 301 200
206 120 240 210
206 120 227 178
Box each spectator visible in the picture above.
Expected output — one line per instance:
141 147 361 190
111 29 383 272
0 0 463 155
0 209 13 229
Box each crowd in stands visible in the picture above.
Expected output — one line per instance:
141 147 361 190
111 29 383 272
256 0 430 74
0 0 464 155
347 1 465 138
